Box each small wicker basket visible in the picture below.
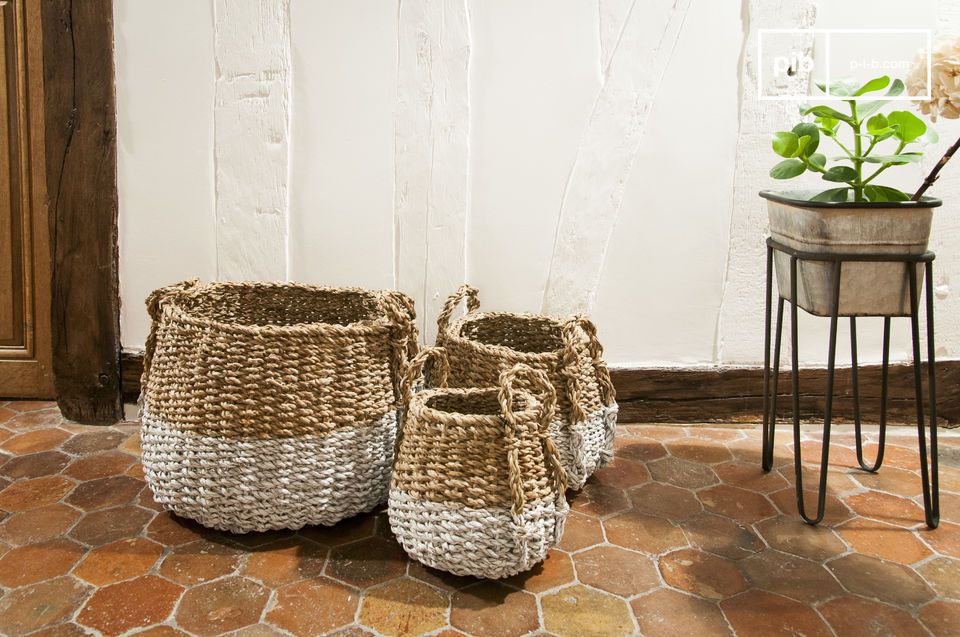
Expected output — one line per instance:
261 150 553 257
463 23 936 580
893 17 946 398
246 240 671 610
435 285 618 489
139 280 418 533
389 347 568 579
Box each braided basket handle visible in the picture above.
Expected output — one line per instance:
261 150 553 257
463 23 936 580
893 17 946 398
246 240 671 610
141 279 200 403
498 364 568 513
400 347 450 411
436 284 480 336
381 290 421 402
561 315 616 423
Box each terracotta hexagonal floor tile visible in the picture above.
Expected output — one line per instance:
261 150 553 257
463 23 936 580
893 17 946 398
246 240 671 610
62 430 126 455
176 577 268 636
159 539 243 586
629 482 702 522
647 457 718 490
697 485 777 524
920 521 960 559
6 410 63 431
451 581 540 637
720 590 831 637
70 506 154 546
77 575 182 637
63 451 135 481
541 584 634 637
6 400 56 412
628 425 687 442
1 428 70 455
631 589 733 637
0 450 70 480
861 443 923 471
591 457 651 490
603 510 687 554
820 596 928 636
713 461 789 493
837 516 932 565
739 550 843 604
569 483 630 518
126 461 146 480
227 529 296 549
658 548 746 600
503 549 575 593
74 537 165 586
827 554 934 606
267 577 358 637
0 475 74 511
614 437 668 463
227 626 288 637
65 475 144 511
146 512 211 546
359 578 447 636
407 559 480 591
574 546 659 597
853 466 923 498
665 439 733 465
131 627 191 637
243 537 328 586
0 503 81 545
298 514 376 546
0 576 90 636
920 600 960 637
680 513 764 561
845 490 925 527
327 628 377 637
768 486 853 526
917 556 960 599
29 622 104 637
0 538 85 587
557 512 604 552
753 516 847 562
327 537 408 588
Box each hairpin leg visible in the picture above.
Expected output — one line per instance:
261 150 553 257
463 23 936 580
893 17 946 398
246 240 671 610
762 246 774 472
792 258 840 525
853 317 889 473
911 261 940 529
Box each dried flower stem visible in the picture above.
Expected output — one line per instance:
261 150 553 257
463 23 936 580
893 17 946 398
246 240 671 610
914 134 960 200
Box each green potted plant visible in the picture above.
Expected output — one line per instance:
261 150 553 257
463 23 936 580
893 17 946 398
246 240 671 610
761 40 960 316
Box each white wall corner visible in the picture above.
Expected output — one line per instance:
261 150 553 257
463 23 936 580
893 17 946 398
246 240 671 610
541 0 692 317
714 0 817 364
213 0 291 282
395 0 472 343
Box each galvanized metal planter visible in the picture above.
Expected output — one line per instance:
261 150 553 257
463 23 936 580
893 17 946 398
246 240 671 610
761 191 942 316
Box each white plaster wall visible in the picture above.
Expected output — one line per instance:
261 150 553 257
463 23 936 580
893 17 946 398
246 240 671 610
116 0 959 369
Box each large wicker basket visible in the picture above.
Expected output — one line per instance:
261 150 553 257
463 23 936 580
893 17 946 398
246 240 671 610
389 347 568 578
139 280 418 533
435 285 617 489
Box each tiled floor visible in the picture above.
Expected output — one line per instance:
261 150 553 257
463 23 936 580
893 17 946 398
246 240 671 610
0 401 958 637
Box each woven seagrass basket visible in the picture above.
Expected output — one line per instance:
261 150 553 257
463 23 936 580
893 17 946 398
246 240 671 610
435 285 618 490
389 347 569 578
139 279 418 533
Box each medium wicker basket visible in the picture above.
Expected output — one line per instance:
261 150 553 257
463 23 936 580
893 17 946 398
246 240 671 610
389 347 568 578
435 285 618 489
139 280 418 533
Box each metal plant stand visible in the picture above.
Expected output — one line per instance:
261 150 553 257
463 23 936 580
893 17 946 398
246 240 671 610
760 237 940 529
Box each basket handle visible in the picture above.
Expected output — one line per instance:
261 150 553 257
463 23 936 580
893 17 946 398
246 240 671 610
400 346 450 412
498 364 568 514
436 284 480 336
141 279 200 403
560 315 616 423
381 291 421 403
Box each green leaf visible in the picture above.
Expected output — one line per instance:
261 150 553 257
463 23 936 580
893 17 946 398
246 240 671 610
809 153 827 168
810 188 851 202
864 185 910 202
770 159 807 179
792 123 820 155
796 135 812 158
803 105 853 123
887 110 927 143
857 79 906 119
862 152 923 164
854 75 891 96
822 165 859 183
772 132 800 158
866 113 889 134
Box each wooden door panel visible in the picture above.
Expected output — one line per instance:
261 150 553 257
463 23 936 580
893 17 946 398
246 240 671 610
0 0 52 397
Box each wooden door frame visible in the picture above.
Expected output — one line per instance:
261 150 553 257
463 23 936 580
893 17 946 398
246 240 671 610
40 0 122 424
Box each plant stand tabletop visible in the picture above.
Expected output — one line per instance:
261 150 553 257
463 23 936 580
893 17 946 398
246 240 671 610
760 237 940 529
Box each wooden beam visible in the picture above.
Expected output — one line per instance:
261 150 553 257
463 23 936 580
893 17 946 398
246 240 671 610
41 0 122 423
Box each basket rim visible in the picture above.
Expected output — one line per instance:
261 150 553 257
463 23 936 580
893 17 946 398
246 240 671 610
159 281 409 337
441 311 569 361
410 386 541 425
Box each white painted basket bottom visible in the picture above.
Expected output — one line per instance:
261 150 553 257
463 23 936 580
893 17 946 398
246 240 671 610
553 404 618 490
140 408 397 533
388 488 568 579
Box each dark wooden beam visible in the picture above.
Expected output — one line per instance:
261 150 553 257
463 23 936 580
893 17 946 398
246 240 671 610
42 0 122 423
120 348 958 425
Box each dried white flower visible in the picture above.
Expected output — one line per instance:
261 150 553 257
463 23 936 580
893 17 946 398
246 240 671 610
908 37 960 121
